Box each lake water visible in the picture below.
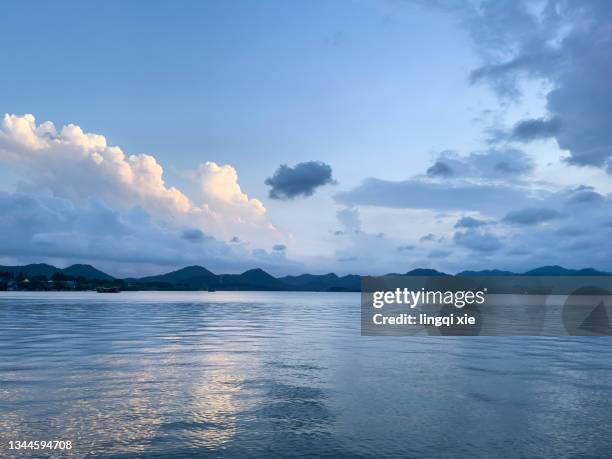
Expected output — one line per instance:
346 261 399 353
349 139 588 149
1 291 612 458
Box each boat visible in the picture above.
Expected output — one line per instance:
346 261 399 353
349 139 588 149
96 286 121 293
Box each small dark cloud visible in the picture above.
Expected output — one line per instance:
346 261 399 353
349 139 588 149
453 230 502 252
230 236 241 243
181 228 208 242
333 230 344 236
565 186 604 205
397 245 415 252
419 233 439 243
265 161 335 200
272 244 286 251
427 161 454 177
429 249 451 258
454 216 488 229
511 117 561 142
502 207 562 225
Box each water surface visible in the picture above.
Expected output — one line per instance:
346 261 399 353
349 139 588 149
1 292 612 458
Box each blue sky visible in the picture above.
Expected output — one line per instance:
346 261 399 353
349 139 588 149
1 1 612 276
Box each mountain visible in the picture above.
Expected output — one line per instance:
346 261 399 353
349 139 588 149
522 265 611 276
219 268 288 291
457 269 517 276
279 273 361 291
132 265 217 289
2 262 611 291
0 263 61 278
62 264 114 280
130 266 287 291
0 263 114 280
405 268 448 276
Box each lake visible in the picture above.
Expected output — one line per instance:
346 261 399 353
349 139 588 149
1 291 612 458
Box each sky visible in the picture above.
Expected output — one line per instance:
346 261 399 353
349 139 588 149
1 0 612 277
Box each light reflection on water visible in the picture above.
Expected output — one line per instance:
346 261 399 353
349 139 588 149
1 291 612 458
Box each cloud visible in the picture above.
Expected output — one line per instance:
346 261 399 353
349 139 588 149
335 177 543 214
426 148 534 179
419 233 442 243
0 191 299 277
265 161 335 200
457 1 612 170
181 228 208 242
336 206 361 233
564 186 605 206
0 114 278 247
502 207 562 226
426 161 454 177
454 216 489 228
272 244 286 251
0 114 192 215
429 250 451 259
190 161 269 235
453 229 502 252
510 117 561 142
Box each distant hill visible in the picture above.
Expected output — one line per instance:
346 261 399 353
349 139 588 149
134 265 216 289
279 273 361 291
219 269 289 291
62 264 114 280
0 263 61 278
522 265 611 276
0 263 62 278
2 262 611 291
457 269 517 276
405 268 448 276
0 263 113 281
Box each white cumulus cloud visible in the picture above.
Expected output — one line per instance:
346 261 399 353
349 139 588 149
0 113 279 246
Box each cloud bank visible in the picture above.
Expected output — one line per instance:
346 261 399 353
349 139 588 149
0 114 291 275
462 0 612 170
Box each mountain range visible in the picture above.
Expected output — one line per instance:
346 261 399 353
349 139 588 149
1 263 611 292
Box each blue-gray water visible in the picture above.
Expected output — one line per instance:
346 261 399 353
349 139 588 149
1 292 612 458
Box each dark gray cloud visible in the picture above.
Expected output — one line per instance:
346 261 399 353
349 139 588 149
454 216 488 229
564 186 605 206
419 233 442 243
502 207 562 225
426 148 534 179
427 161 454 177
511 117 561 142
397 245 415 252
453 229 502 252
459 1 612 169
181 228 208 242
272 244 286 251
265 161 335 200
